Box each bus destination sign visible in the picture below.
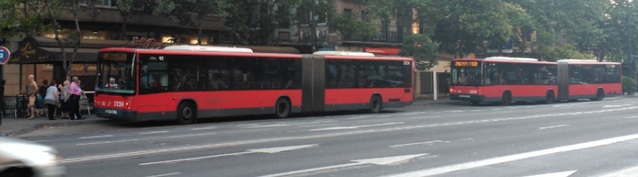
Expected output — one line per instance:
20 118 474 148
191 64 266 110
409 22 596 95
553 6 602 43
101 53 128 61
454 61 479 67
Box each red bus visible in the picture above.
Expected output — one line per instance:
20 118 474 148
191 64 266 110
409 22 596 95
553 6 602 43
556 59 622 101
94 46 414 124
450 57 621 105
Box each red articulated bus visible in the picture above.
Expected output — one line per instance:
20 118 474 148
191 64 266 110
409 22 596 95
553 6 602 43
94 46 414 124
450 57 621 105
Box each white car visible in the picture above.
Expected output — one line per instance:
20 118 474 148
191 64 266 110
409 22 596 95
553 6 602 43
0 137 65 177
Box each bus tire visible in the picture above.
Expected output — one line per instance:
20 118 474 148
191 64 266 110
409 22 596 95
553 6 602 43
501 92 512 106
470 101 480 105
275 98 291 118
176 101 197 124
591 89 604 101
546 91 555 104
369 95 382 113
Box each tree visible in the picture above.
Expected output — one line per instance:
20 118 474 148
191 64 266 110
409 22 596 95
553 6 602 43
114 0 148 40
429 0 523 58
0 0 52 38
44 0 83 79
399 34 439 71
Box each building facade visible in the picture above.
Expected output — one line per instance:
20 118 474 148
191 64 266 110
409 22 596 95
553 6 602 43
3 0 454 98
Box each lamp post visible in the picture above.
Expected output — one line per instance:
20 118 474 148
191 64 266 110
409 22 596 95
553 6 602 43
627 0 636 94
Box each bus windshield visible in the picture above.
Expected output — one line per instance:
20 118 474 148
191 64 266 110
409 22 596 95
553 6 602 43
451 61 483 86
96 52 136 94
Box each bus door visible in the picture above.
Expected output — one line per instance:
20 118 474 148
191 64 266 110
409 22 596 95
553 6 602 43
557 62 570 100
301 55 325 113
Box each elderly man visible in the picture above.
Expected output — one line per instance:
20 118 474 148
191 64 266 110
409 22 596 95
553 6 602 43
69 76 84 120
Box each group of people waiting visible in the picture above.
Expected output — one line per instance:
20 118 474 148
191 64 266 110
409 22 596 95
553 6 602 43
26 74 84 120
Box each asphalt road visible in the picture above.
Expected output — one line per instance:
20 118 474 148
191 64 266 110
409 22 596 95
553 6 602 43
18 96 638 177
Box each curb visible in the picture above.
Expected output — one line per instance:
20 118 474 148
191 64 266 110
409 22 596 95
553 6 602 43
0 119 104 137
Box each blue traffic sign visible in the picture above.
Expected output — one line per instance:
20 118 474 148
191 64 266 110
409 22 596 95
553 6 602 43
0 46 9 65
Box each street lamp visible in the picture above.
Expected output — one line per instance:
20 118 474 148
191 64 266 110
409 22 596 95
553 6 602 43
627 0 636 94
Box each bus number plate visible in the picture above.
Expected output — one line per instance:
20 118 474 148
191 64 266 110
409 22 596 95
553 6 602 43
105 109 118 114
459 95 470 98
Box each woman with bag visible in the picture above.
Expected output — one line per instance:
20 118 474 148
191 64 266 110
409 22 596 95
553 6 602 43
44 80 59 120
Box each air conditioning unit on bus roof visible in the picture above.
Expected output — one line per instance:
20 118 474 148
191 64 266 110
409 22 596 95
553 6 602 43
556 59 598 63
313 51 375 57
484 56 538 62
163 45 253 53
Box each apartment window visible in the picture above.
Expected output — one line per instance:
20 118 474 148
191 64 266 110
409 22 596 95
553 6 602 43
343 8 352 15
102 0 116 6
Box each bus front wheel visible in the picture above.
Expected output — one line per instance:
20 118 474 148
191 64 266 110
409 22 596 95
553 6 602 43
275 98 291 118
369 95 382 113
501 92 512 106
177 102 197 124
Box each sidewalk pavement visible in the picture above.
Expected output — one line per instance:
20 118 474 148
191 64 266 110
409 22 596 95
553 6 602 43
0 97 454 137
0 114 106 137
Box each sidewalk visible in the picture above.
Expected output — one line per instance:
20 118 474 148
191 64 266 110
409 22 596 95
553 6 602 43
0 114 105 137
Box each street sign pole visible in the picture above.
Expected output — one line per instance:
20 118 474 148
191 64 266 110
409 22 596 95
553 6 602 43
0 46 11 125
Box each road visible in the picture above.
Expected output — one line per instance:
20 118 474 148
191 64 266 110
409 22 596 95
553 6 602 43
18 96 638 177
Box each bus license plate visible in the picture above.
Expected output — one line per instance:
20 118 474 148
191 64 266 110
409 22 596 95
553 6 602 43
459 95 471 98
105 109 118 114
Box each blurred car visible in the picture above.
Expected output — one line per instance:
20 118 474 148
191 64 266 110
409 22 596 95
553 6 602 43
0 137 64 177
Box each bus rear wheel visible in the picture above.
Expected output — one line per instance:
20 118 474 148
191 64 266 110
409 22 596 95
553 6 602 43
501 92 512 106
545 91 555 104
591 89 604 101
275 98 291 118
177 102 197 124
369 95 382 113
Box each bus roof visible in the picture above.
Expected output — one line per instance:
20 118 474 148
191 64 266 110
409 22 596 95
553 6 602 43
313 51 375 57
484 56 539 62
163 45 254 53
98 47 412 61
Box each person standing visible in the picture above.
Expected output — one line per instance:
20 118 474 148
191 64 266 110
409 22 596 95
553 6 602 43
69 76 83 120
60 81 71 119
26 74 38 119
44 80 59 120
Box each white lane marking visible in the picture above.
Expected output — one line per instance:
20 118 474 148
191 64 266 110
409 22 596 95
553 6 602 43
79 135 113 139
538 124 569 130
604 104 631 108
139 144 317 166
165 132 216 139
77 133 217 146
261 154 427 177
386 133 638 177
139 131 170 135
76 139 140 146
190 126 217 130
390 140 450 148
62 107 638 164
626 116 638 119
600 165 638 177
146 172 181 177
310 122 404 131
524 170 577 177
245 124 290 128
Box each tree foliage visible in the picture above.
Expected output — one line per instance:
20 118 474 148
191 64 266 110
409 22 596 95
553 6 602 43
399 34 439 70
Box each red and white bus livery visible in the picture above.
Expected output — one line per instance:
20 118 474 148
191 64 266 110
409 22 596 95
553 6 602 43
450 57 621 105
94 46 414 124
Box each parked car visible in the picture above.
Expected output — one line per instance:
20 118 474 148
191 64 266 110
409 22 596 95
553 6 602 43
0 137 65 177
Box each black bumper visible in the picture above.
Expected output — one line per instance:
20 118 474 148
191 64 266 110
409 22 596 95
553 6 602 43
95 108 138 121
450 94 485 102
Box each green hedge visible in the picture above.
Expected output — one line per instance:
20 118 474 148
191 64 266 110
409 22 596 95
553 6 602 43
622 76 637 95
